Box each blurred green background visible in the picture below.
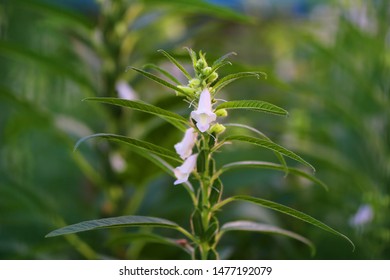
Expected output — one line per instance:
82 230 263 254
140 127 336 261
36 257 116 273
0 0 389 259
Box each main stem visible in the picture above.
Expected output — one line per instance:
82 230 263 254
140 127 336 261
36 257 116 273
198 134 215 260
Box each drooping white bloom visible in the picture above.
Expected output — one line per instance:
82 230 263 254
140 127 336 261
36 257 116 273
174 128 198 160
174 154 198 185
190 88 217 132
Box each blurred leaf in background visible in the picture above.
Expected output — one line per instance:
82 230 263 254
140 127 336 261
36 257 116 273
0 0 252 259
1 0 389 259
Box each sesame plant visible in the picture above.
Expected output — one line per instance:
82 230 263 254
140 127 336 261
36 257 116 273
46 49 354 259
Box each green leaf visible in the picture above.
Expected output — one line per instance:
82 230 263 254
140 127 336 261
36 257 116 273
223 123 288 173
108 233 193 255
84 97 187 132
216 100 288 116
220 221 315 255
146 0 252 23
0 41 93 93
210 52 236 73
129 67 189 97
218 161 328 190
212 52 237 68
213 72 266 93
144 64 181 84
185 47 198 68
214 196 355 251
75 133 182 163
158 49 192 80
46 215 194 241
223 135 315 172
15 0 93 29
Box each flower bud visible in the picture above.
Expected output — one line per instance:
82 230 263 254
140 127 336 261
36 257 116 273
196 58 207 70
189 78 201 88
207 72 218 83
209 123 226 135
201 67 212 77
177 85 196 96
215 109 228 117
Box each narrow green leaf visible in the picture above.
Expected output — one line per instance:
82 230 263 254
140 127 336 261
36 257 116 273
212 52 237 68
144 64 181 84
158 49 192 80
220 221 315 255
210 60 232 74
185 47 198 68
84 97 187 131
210 52 236 73
146 0 252 23
46 215 193 241
223 123 289 174
216 100 288 116
223 135 315 172
213 72 266 93
219 161 327 190
108 232 193 255
214 196 355 251
75 133 182 163
129 67 189 96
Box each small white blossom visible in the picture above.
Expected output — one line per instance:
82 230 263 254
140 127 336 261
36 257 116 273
115 80 138 100
174 128 198 160
349 204 374 228
191 88 216 132
174 154 198 185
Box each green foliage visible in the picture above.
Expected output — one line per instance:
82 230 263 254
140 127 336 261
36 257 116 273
5 0 385 260
215 100 288 116
219 221 315 255
47 49 353 259
84 97 188 131
75 133 182 163
221 135 315 172
46 215 193 241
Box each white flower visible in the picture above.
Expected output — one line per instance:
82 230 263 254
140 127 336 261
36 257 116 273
174 154 198 185
190 88 216 132
174 128 198 160
115 80 138 100
349 204 374 228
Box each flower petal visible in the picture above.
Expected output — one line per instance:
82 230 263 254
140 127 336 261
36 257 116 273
174 154 198 185
191 88 216 132
174 128 198 159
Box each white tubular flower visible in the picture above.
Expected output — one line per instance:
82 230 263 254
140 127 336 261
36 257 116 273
174 154 198 185
190 88 217 132
174 128 198 160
